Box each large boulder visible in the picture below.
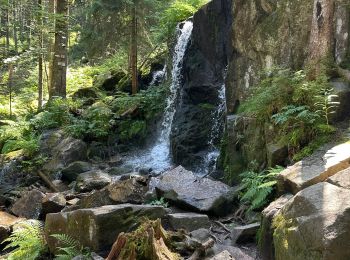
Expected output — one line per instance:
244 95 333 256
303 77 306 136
41 131 88 173
75 170 111 192
259 194 293 260
10 190 45 219
45 204 166 252
78 175 149 208
0 212 24 243
155 166 237 216
273 182 350 260
277 142 350 194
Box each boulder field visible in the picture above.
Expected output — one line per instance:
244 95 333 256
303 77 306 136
260 141 350 260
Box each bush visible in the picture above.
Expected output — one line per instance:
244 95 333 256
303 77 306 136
66 101 115 139
30 98 76 131
0 121 39 156
158 0 209 39
239 166 284 212
238 68 337 160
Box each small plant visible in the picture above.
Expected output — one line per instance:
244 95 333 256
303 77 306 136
2 221 48 260
315 87 340 125
51 234 91 260
148 197 169 208
239 166 284 212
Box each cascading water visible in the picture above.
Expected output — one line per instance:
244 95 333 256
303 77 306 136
149 65 167 87
124 21 193 172
200 82 227 176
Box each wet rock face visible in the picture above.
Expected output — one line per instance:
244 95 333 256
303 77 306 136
273 182 350 260
226 0 314 113
45 204 166 252
170 0 233 170
155 166 237 216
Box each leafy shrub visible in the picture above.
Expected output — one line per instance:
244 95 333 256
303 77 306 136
66 101 114 139
51 234 90 260
2 221 48 260
239 166 284 212
238 68 337 161
30 98 76 131
0 121 39 156
119 120 147 142
158 0 209 39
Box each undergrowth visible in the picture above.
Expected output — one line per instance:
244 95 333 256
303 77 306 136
239 166 284 212
238 68 338 161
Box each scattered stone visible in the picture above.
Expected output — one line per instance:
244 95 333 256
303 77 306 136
45 204 166 252
75 170 111 192
42 193 66 216
51 180 69 192
210 250 235 260
210 245 254 260
0 212 24 243
61 161 92 182
277 142 350 194
327 167 350 189
10 190 44 219
231 222 260 244
168 213 210 231
156 166 237 215
66 198 80 206
273 182 350 259
190 228 211 243
78 175 149 208
259 194 293 260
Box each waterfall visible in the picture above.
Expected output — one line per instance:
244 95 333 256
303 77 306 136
201 82 227 176
124 21 193 173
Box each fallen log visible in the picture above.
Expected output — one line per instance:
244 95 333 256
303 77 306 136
37 171 59 192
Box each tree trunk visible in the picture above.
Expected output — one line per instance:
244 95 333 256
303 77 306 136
8 63 13 117
37 0 43 109
5 0 10 56
47 0 55 95
130 0 138 95
49 0 68 99
307 0 335 76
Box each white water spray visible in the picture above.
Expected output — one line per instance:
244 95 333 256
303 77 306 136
124 21 193 172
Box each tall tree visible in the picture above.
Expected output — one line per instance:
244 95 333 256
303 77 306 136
37 0 43 108
130 0 138 95
49 0 68 98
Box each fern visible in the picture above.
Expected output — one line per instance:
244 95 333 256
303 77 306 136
3 220 47 260
239 166 284 212
51 234 90 260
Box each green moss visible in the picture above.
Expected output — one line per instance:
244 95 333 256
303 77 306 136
272 213 322 260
